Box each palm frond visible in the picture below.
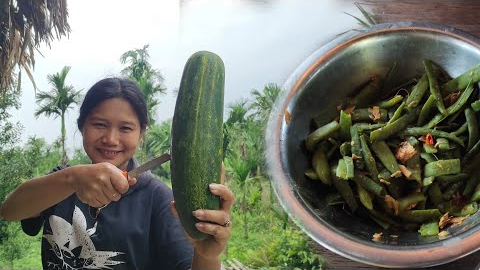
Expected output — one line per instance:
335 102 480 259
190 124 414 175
340 2 378 36
249 83 281 121
145 120 172 156
226 154 256 184
1 0 70 94
120 51 137 64
344 12 371 28
120 44 166 126
355 2 377 25
226 99 249 126
34 104 60 118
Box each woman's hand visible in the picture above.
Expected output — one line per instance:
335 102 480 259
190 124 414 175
171 164 234 265
68 163 136 207
171 184 234 263
191 183 234 257
0 162 137 221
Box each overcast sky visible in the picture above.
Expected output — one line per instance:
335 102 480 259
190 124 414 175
11 0 358 151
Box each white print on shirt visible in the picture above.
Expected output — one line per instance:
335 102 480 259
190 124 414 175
43 206 125 270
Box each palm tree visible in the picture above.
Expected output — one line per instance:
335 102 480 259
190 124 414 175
34 66 82 165
248 84 282 176
226 152 256 239
120 44 152 82
225 99 249 127
145 120 172 158
120 45 166 125
250 83 281 122
223 99 251 159
143 120 172 179
137 73 164 126
0 0 70 93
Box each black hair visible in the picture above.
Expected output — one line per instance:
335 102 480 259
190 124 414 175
77 77 148 132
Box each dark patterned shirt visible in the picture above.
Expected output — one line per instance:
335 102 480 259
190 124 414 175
21 160 193 270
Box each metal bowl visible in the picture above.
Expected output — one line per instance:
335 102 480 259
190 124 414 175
266 22 480 268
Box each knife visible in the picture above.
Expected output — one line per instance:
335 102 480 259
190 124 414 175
122 153 171 180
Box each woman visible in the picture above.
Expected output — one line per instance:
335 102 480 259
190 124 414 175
0 77 233 270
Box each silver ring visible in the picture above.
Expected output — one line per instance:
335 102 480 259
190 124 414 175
223 220 231 227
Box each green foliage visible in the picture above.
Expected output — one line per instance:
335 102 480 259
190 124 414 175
339 2 379 36
69 148 92 166
225 210 272 260
145 120 172 158
0 141 44 202
226 154 254 185
225 99 249 127
222 123 230 160
0 85 20 117
0 87 23 245
224 84 281 179
152 163 172 187
271 203 289 230
0 222 28 265
140 120 172 183
225 151 257 238
249 83 281 122
0 136 77 268
0 137 62 268
344 2 377 28
0 120 22 151
0 222 42 270
23 137 63 177
0 137 62 248
244 226 325 270
220 83 324 270
224 205 325 270
247 185 262 208
0 86 22 151
0 148 25 243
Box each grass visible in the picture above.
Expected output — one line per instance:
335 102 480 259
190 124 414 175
0 222 42 270
223 206 325 270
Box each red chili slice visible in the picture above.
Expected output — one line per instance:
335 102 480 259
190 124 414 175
426 133 435 145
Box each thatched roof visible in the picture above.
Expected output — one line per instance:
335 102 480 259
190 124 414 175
0 0 71 94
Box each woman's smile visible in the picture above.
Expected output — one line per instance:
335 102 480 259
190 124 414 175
98 148 122 159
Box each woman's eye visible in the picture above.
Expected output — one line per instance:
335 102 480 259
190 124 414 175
93 123 106 128
121 126 133 132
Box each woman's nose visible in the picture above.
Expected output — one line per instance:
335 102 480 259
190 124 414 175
101 128 119 145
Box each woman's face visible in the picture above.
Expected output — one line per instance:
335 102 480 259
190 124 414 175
82 97 144 170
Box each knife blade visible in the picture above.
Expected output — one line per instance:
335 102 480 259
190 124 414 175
123 153 171 179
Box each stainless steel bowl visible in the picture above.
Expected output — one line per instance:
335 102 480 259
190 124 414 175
266 22 480 268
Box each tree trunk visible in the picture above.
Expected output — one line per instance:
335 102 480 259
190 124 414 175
243 185 248 239
61 112 67 165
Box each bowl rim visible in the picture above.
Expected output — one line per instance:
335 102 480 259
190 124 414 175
265 21 480 268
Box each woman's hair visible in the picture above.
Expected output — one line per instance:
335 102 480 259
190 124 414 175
77 77 148 132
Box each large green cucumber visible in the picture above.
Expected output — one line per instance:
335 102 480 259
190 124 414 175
171 51 225 240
